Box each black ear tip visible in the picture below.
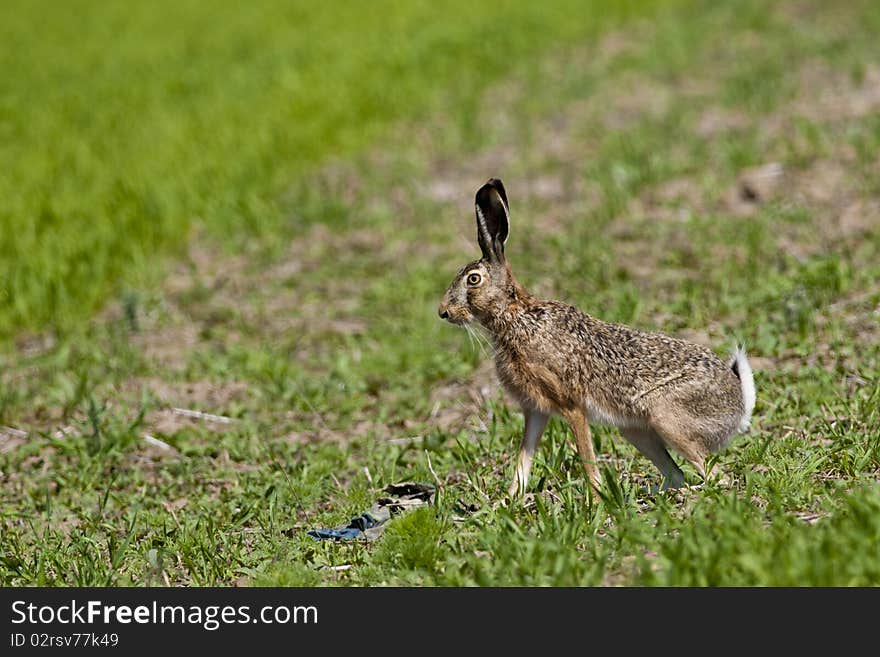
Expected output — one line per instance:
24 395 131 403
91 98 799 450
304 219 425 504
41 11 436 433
476 178 508 208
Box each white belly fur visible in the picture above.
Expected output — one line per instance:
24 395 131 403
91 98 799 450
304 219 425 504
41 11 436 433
584 399 646 430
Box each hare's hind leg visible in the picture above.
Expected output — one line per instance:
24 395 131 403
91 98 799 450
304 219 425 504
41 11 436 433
508 408 550 497
562 408 602 492
620 428 686 490
649 416 709 481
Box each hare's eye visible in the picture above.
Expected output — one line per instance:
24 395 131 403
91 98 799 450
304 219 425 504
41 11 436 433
466 272 482 287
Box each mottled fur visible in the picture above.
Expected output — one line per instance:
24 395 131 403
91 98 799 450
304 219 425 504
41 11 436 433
439 178 756 495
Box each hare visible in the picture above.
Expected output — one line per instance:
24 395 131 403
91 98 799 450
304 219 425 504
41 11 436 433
438 178 755 495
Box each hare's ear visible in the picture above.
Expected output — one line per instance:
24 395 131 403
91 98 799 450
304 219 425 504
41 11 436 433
475 178 509 263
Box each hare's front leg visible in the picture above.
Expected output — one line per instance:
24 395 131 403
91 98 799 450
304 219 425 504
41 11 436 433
508 408 550 497
620 428 686 490
562 408 602 492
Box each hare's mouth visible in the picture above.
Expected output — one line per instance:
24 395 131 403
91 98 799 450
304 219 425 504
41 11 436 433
443 308 473 326
438 304 472 326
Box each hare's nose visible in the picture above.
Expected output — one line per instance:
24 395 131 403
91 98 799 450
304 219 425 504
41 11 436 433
438 306 450 320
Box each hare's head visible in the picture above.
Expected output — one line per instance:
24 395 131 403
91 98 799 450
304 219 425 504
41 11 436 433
439 178 519 328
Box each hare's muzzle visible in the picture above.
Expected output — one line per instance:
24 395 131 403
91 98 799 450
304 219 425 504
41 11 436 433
438 304 450 320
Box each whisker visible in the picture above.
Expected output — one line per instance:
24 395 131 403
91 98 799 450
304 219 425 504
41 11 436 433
467 324 492 361
481 333 493 360
465 325 478 356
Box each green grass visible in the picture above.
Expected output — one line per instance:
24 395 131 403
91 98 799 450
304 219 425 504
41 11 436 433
0 0 666 340
2 0 880 586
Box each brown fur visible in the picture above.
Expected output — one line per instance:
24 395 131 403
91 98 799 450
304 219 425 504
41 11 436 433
439 178 754 495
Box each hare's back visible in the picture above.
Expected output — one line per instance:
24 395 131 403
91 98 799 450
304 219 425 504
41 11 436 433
541 302 736 390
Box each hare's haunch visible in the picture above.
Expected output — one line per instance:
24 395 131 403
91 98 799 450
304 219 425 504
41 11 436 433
439 178 755 495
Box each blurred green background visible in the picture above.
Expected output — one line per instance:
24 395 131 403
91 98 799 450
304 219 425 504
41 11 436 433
0 0 665 339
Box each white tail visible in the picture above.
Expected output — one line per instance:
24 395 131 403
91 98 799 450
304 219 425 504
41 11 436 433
730 345 756 433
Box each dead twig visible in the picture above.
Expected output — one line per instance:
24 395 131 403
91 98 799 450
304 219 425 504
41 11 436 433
386 435 423 445
143 434 174 451
425 449 443 497
171 408 235 424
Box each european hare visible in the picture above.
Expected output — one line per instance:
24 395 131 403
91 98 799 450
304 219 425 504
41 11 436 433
439 178 755 495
